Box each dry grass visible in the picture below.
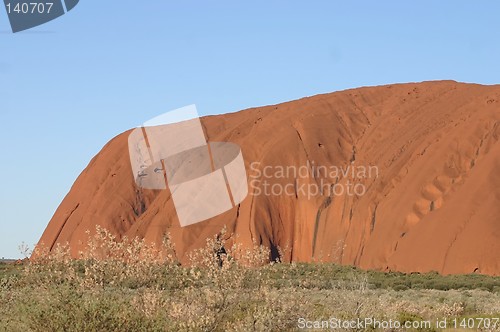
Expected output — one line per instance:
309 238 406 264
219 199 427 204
0 227 499 331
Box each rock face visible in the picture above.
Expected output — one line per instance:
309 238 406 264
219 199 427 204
37 81 500 275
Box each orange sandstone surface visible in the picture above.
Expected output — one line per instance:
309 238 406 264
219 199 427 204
37 81 500 275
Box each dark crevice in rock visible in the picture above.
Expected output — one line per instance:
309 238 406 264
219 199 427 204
370 204 378 234
50 203 80 251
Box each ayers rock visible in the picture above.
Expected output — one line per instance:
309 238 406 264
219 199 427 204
37 81 500 275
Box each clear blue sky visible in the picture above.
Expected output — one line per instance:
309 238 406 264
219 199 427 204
1 1 499 258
